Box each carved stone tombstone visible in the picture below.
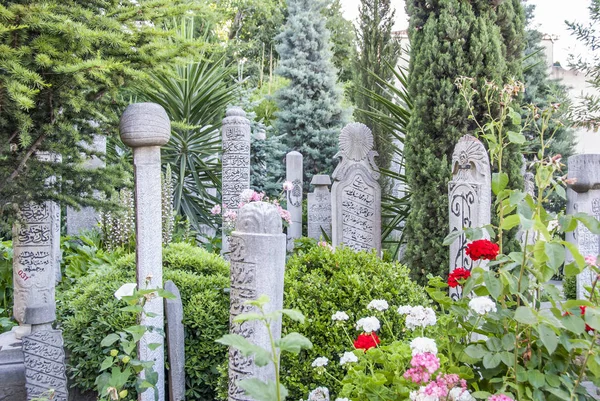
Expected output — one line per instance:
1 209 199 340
308 175 332 241
221 107 251 256
165 280 185 401
566 154 600 299
448 135 491 300
286 151 303 250
120 102 171 401
331 123 381 253
228 202 286 401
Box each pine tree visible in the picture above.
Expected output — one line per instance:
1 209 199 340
0 1 205 219
274 0 349 183
353 0 401 181
404 0 506 282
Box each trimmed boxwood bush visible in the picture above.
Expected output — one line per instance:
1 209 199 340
280 245 430 400
57 243 229 401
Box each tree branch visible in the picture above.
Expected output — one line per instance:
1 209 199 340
0 133 48 192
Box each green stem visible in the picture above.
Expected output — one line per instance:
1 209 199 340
570 330 598 401
381 314 396 341
266 319 282 401
341 326 355 348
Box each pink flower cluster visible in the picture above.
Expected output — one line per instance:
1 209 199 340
409 373 469 401
585 255 598 267
404 352 440 384
488 395 513 401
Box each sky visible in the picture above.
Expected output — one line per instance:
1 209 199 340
339 0 593 67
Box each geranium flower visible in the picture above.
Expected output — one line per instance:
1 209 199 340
339 351 358 365
332 311 349 321
367 299 389 311
353 333 380 350
580 306 594 333
210 204 221 215
448 267 471 288
403 306 437 330
283 180 294 191
240 189 255 203
488 395 514 401
468 296 497 315
585 255 598 266
465 239 500 261
409 337 437 356
311 356 328 368
355 316 380 333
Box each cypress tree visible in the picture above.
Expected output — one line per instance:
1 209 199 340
354 0 401 181
0 1 203 218
274 0 349 183
404 0 506 282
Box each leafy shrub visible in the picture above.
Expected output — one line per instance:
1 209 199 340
563 275 577 300
280 245 429 399
58 242 229 401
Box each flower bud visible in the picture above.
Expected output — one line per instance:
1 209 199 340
122 356 131 364
110 349 119 357
119 390 128 399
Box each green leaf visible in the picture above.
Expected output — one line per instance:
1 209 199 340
501 214 521 230
574 213 600 234
509 109 522 125
238 378 287 401
148 343 161 351
555 184 566 200
544 242 565 270
100 356 113 372
280 309 305 323
563 314 585 334
585 307 600 332
486 337 502 352
492 173 509 195
276 333 313 354
484 271 503 300
233 313 264 323
538 324 558 354
501 333 516 351
562 241 585 268
156 289 177 299
507 130 526 145
528 370 546 388
246 294 270 308
215 334 272 367
514 306 537 325
483 352 501 369
443 230 463 246
464 344 486 359
471 391 492 400
101 333 120 347
564 261 584 277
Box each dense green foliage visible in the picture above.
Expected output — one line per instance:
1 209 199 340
274 0 349 184
404 0 521 282
281 245 429 399
0 1 205 217
353 0 401 182
324 0 357 84
58 243 230 401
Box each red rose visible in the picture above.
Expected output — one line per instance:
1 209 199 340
448 267 471 288
353 333 380 351
580 306 594 333
465 239 500 261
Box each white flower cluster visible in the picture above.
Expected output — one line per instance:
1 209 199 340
332 311 349 321
398 305 437 330
240 189 256 203
409 391 437 401
311 357 329 368
367 299 389 312
339 351 358 366
468 296 497 315
409 337 437 356
356 316 381 333
308 387 329 401
335 398 350 401
448 388 476 401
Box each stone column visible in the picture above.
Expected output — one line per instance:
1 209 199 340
286 151 303 250
120 103 171 401
66 135 106 235
448 135 491 300
566 154 600 299
228 202 286 401
331 123 381 253
221 107 251 256
308 175 332 241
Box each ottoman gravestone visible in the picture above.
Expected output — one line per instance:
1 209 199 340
447 135 491 300
565 154 600 299
331 123 381 253
120 102 171 401
164 280 185 401
286 151 303 250
221 107 251 256
307 175 332 241
227 202 286 401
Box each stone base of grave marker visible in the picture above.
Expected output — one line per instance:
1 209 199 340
0 329 26 401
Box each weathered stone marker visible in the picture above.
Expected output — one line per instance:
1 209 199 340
331 123 381 253
228 202 286 401
221 107 251 256
22 305 68 401
566 154 600 299
308 175 332 241
448 135 491 300
120 102 170 401
286 151 303 250
164 280 185 401
66 134 106 235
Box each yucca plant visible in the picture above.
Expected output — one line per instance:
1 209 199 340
359 62 412 259
139 19 238 232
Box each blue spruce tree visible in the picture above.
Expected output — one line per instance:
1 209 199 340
274 0 349 184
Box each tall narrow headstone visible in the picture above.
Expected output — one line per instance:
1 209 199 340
164 280 185 401
331 123 381 253
120 102 171 401
286 151 303 250
66 135 107 235
566 154 600 299
448 135 491 300
228 202 286 401
308 175 332 241
221 107 251 256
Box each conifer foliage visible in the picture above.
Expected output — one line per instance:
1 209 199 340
274 0 349 183
0 1 202 216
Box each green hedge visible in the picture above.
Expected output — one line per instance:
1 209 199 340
57 243 229 401
280 245 429 400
